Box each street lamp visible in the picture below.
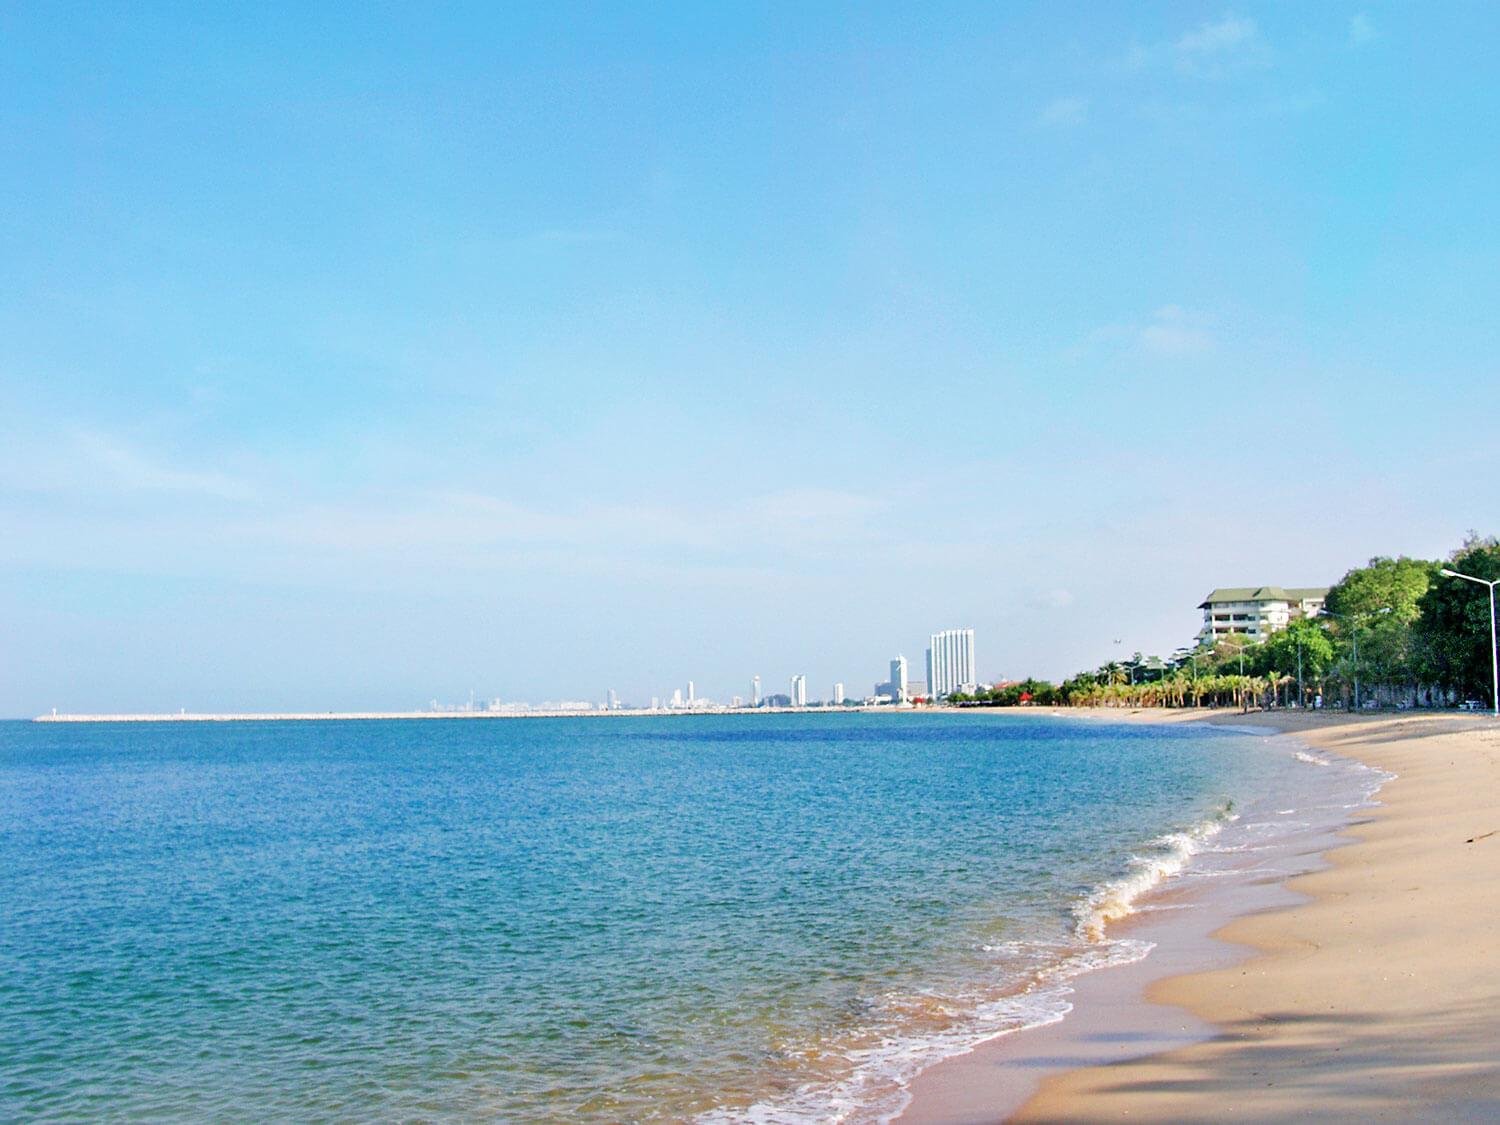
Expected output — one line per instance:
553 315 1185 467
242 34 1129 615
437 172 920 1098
1439 568 1500 718
1221 633 1247 676
1322 610 1361 711
1287 626 1304 708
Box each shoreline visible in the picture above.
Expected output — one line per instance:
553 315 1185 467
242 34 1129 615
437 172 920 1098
901 710 1500 1123
27 705 909 723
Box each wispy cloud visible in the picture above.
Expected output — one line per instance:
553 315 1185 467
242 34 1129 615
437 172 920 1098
78 436 257 501
1175 14 1268 76
742 488 881 524
1036 588 1076 610
1138 305 1215 357
227 485 890 579
1175 14 1257 56
528 226 626 246
1037 96 1089 128
2 430 258 503
1065 305 1217 361
1123 13 1269 78
1349 12 1376 46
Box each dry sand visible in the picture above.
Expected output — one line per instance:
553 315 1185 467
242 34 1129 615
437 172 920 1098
904 709 1500 1123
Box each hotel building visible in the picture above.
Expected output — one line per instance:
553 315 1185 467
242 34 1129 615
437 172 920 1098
1197 586 1329 643
926 629 976 698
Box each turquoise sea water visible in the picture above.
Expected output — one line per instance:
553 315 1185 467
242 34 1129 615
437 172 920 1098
2 713 1300 1121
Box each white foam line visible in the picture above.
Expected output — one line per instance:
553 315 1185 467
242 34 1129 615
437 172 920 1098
1074 810 1233 943
699 938 1158 1125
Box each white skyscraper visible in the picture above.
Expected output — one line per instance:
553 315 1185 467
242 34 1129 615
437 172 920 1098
752 675 762 707
833 682 845 705
687 680 695 704
890 655 909 703
926 629 976 698
790 674 807 707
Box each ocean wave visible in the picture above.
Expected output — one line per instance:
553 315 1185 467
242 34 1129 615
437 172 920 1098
1073 807 1235 943
699 805 1260 1125
1293 746 1396 806
697 938 1156 1125
702 753 1397 1125
701 808 1239 1125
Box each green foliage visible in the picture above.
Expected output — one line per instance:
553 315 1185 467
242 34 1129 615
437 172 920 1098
1416 533 1500 704
1060 671 1100 699
1201 633 1258 676
1254 617 1334 689
1005 678 1058 706
1326 556 1435 623
1324 555 1438 692
1056 538 1485 710
946 678 1061 708
931 533 1500 714
1059 672 1263 710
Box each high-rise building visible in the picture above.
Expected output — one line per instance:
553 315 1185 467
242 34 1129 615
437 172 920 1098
790 674 807 707
890 655 909 703
687 680 695 704
833 682 845 705
926 629 976 698
752 675 762 707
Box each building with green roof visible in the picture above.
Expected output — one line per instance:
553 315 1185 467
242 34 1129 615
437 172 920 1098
1197 585 1329 644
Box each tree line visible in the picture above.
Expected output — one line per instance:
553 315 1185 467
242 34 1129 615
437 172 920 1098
950 532 1500 711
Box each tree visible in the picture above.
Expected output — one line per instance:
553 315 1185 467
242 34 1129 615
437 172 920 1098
1211 632 1257 676
1325 555 1438 700
1416 533 1500 705
1256 618 1334 704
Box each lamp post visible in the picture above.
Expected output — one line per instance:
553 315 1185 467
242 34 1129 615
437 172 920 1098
1296 632 1304 708
1439 568 1500 718
1323 611 1361 711
1223 633 1246 676
1190 647 1207 706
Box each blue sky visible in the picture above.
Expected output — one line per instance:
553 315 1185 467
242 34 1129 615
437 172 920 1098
3 3 1497 713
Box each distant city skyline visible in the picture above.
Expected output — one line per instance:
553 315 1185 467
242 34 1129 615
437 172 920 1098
2 6 1497 715
614 633 956 712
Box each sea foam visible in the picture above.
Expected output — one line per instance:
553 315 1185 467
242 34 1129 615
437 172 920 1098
702 808 1239 1125
700 937 1157 1125
1074 808 1234 942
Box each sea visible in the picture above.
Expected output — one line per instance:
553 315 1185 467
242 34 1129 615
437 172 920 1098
0 712 1382 1122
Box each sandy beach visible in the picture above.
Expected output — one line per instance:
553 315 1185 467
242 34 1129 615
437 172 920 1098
902 709 1500 1123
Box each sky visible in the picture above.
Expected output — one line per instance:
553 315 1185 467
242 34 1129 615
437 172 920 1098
3 3 1498 714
